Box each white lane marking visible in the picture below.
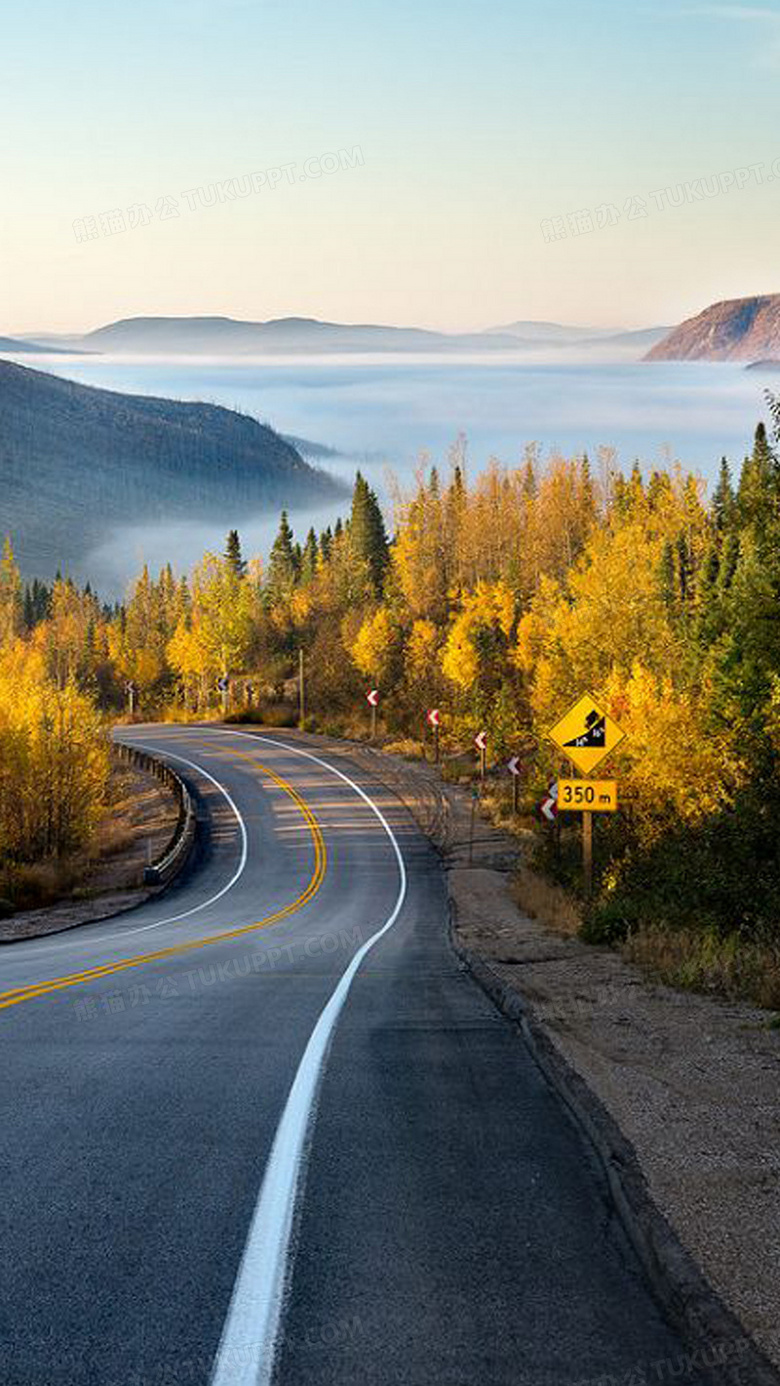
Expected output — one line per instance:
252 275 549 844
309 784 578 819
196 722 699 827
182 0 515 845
209 732 407 1386
38 740 249 952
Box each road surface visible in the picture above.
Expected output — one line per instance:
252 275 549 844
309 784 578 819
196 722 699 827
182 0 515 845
1 726 706 1386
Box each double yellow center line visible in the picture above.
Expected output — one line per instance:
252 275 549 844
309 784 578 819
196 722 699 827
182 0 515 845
0 751 326 1014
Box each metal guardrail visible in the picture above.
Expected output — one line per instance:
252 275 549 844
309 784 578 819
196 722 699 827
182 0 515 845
113 742 197 888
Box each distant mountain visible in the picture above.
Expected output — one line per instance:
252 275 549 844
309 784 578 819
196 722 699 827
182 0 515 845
75 315 532 355
482 320 613 343
17 314 669 361
579 326 671 352
12 333 96 353
647 296 780 362
0 336 60 354
482 321 670 357
0 359 345 579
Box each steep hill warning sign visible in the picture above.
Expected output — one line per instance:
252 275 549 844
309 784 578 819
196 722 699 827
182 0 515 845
548 694 626 775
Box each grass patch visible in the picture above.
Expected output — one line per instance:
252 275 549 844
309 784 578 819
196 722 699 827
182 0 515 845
0 857 84 912
382 738 426 761
512 864 582 938
622 924 780 1011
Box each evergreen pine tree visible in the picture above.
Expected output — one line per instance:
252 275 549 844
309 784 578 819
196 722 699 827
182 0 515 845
737 423 778 535
718 530 740 595
712 457 735 533
23 585 35 632
301 528 319 584
267 511 298 597
659 540 677 610
448 464 466 506
349 472 389 593
675 532 694 606
224 529 246 578
694 540 722 647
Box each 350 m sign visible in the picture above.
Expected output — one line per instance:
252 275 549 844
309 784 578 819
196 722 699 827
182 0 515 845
558 779 617 813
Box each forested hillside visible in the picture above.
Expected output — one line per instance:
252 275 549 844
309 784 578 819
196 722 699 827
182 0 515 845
0 359 344 577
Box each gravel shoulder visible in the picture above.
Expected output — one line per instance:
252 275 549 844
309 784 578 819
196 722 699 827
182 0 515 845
336 741 780 1379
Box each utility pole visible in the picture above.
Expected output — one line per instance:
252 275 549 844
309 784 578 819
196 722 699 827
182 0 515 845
298 648 305 729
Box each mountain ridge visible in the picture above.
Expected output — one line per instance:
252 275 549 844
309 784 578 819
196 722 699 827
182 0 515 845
0 358 345 580
16 313 663 359
77 315 532 354
646 295 780 361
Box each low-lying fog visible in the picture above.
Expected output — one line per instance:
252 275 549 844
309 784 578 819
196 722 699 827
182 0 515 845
23 353 775 597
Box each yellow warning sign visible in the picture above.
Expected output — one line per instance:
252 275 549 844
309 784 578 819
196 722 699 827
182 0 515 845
548 693 626 775
558 779 618 813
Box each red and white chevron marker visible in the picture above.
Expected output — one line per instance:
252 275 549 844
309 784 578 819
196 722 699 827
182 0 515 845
427 708 441 727
366 689 380 707
539 780 558 822
474 730 487 752
507 754 523 811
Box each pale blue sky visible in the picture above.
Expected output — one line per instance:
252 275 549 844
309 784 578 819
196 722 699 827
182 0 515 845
4 0 780 332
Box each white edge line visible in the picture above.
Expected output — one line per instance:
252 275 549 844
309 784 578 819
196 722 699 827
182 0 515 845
207 730 408 1386
91 738 249 940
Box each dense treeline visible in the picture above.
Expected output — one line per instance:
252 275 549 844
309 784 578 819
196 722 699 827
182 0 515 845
0 542 109 883
3 420 780 996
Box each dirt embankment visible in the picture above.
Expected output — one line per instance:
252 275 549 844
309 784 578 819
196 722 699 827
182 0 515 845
0 761 180 943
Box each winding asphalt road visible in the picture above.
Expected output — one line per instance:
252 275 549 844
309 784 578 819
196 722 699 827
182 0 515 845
1 726 706 1386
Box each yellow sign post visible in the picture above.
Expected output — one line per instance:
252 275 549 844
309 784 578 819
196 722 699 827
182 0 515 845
548 694 626 895
548 694 626 776
558 779 618 813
